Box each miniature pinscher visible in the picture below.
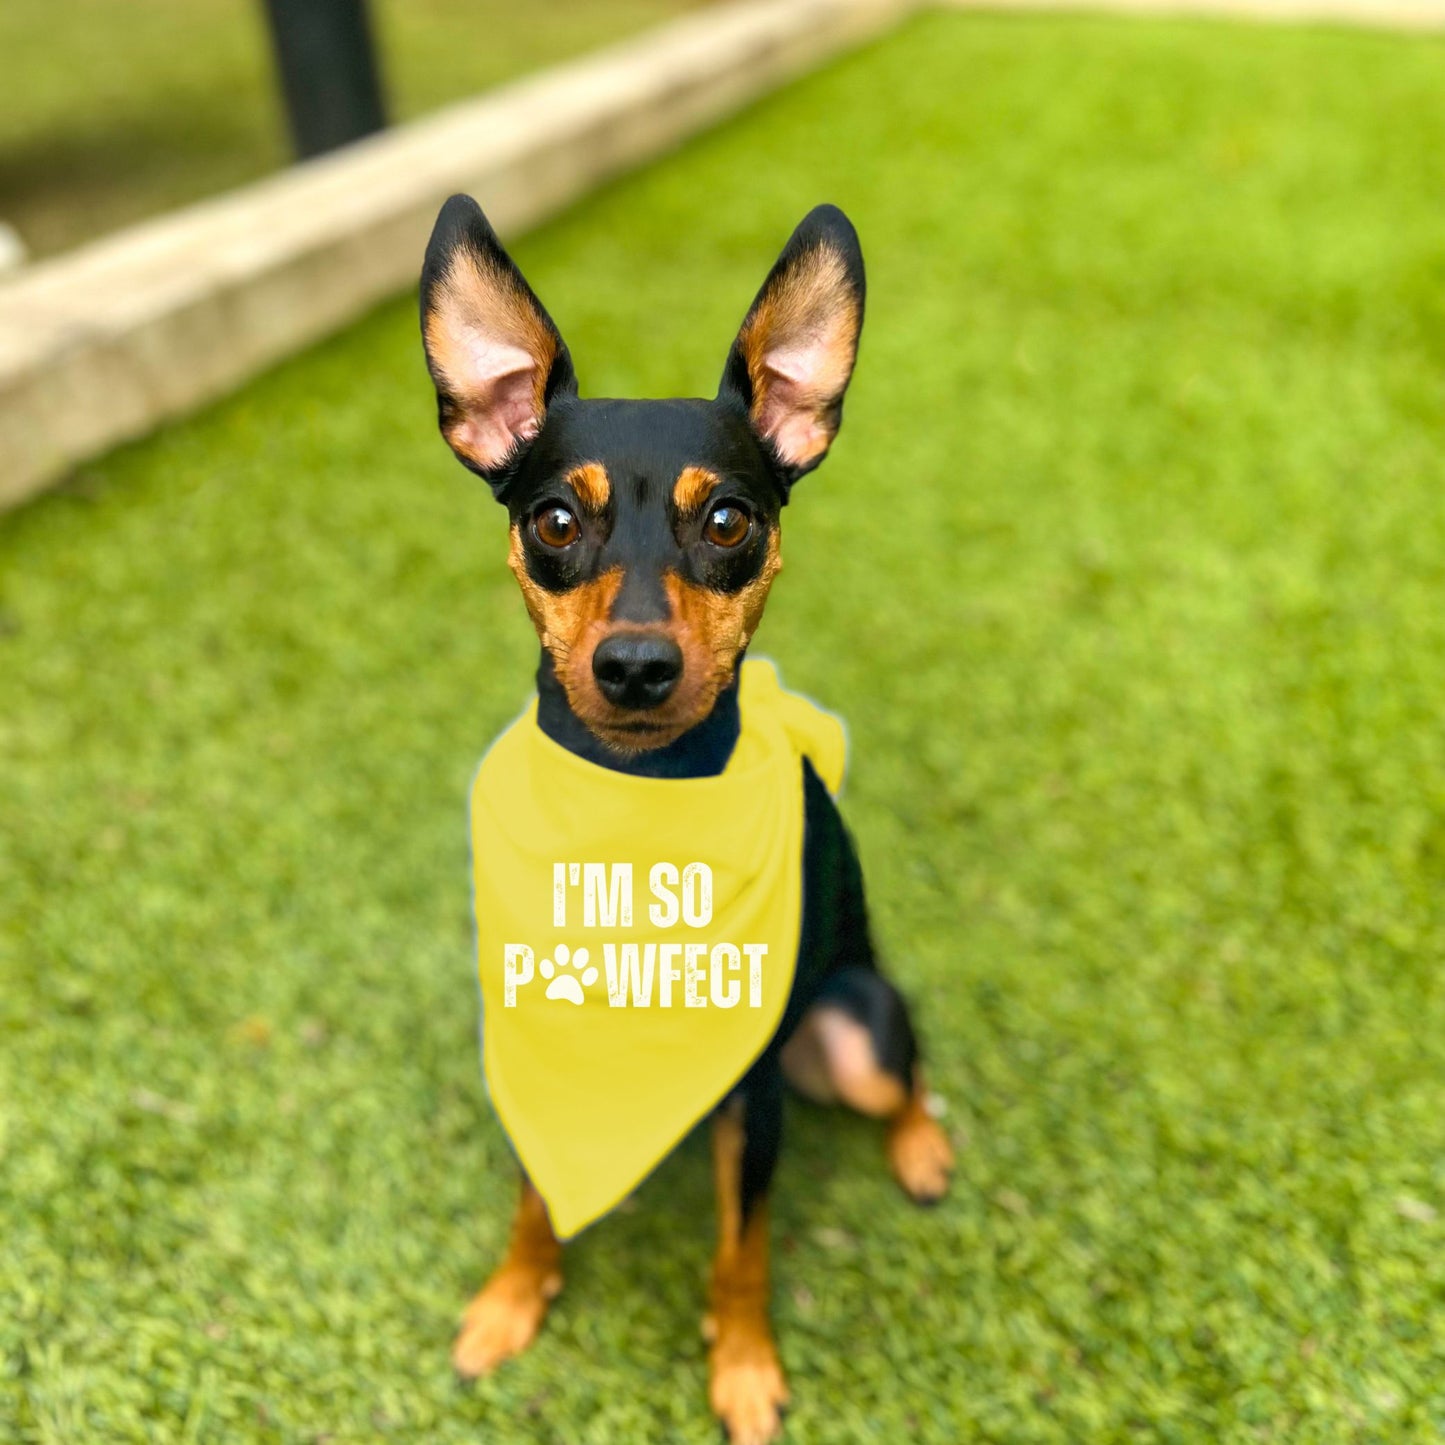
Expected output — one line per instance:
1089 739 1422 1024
420 194 953 1445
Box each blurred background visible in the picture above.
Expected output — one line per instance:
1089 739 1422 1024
0 0 707 260
4 3 1445 1443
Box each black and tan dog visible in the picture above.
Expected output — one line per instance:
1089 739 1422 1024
420 194 953 1445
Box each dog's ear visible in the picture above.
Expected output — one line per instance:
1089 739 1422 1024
420 194 577 492
718 204 865 488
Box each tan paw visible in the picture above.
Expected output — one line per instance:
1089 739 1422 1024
709 1323 789 1445
888 1108 955 1204
451 1265 561 1377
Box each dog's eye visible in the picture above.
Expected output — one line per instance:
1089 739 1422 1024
703 504 751 549
532 505 580 549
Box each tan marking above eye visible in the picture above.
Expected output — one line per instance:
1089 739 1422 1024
567 462 611 512
673 464 723 515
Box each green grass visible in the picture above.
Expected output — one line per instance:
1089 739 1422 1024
5 10 1445 1442
0 0 706 258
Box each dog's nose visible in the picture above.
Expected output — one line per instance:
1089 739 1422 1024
592 634 683 709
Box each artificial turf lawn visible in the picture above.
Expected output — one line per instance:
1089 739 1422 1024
0 0 707 258
5 9 1445 1441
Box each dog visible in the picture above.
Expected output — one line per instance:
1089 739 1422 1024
420 193 954 1445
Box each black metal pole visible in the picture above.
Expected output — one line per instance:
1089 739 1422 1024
261 0 387 160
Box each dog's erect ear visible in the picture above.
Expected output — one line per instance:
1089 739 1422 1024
718 204 865 489
420 194 577 491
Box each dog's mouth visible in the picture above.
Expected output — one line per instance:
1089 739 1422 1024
577 698 720 754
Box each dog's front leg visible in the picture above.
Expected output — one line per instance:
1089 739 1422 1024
705 1062 788 1445
453 1173 562 1377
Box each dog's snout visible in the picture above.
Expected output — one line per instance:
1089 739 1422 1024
592 634 683 710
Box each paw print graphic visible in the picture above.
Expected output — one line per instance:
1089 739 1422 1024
538 944 598 1005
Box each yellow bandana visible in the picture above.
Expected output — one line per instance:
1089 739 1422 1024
470 658 845 1238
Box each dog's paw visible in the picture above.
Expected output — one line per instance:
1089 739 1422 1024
887 1104 954 1205
452 1264 562 1377
708 1318 789 1445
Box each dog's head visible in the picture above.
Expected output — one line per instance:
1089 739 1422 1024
420 196 865 752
